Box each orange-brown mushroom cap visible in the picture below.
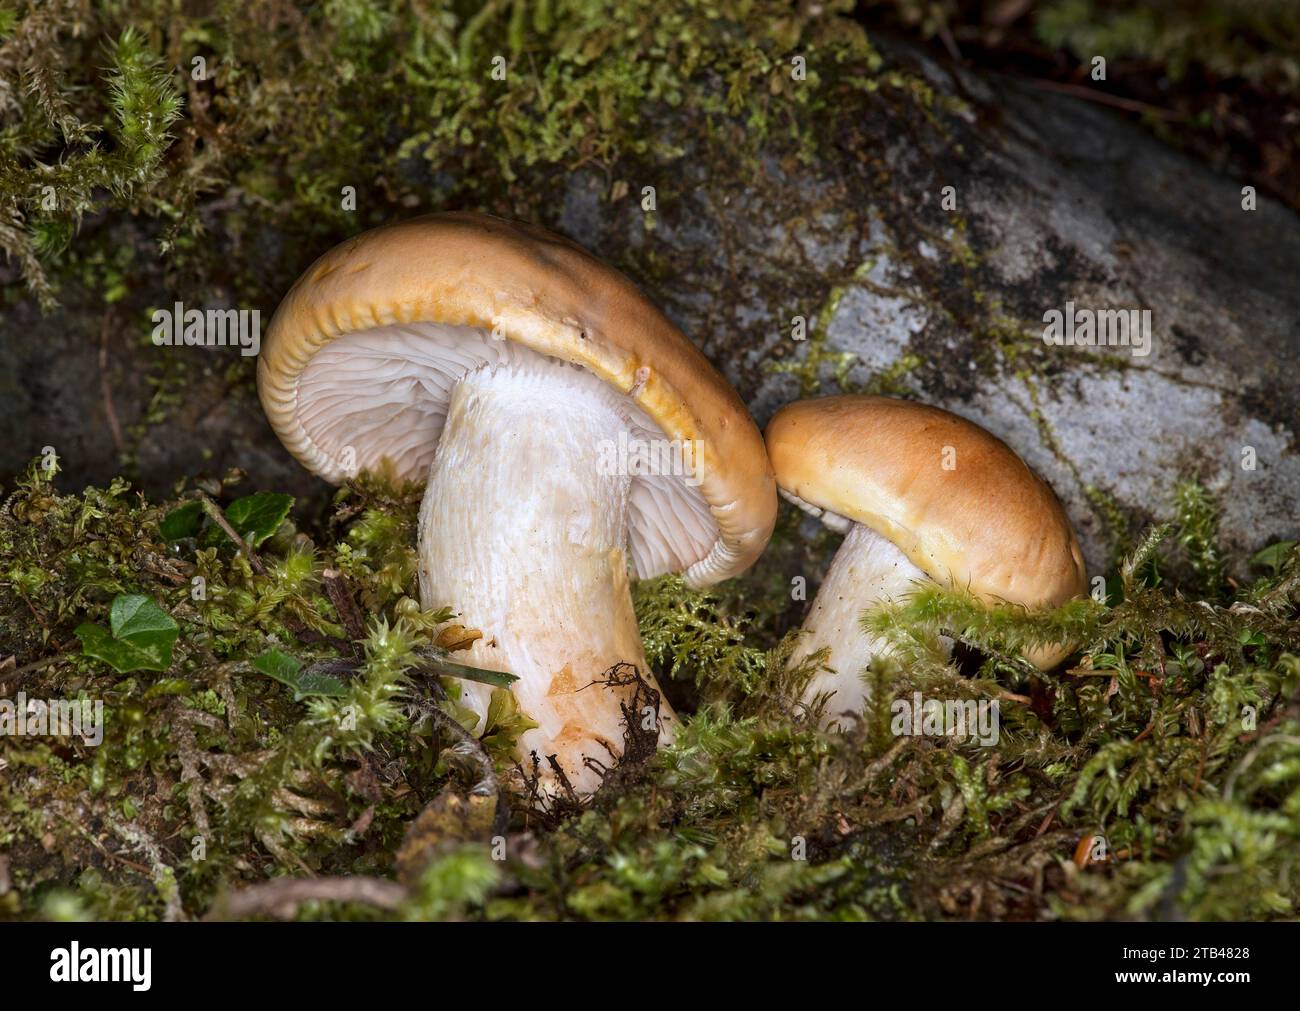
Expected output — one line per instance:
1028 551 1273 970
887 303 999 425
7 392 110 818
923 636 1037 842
257 212 776 586
765 395 1087 667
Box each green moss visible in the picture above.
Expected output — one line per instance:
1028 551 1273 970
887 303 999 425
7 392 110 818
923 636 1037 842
766 260 878 396
0 0 889 309
1035 0 1300 91
2 460 1297 921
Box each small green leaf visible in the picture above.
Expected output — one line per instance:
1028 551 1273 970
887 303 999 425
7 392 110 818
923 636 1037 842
159 501 202 540
480 687 538 755
75 594 179 673
111 594 179 640
292 671 349 700
421 652 518 688
144 678 191 699
253 650 347 701
252 649 302 689
224 492 293 547
1251 540 1296 577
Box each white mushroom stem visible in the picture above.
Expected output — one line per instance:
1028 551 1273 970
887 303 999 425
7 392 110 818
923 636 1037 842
790 523 941 730
417 354 676 797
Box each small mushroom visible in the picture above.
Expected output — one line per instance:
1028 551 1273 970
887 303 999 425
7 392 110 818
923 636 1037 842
259 213 776 795
764 395 1086 729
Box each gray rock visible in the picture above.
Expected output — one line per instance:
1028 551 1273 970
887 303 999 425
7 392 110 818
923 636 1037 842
575 45 1299 576
3 40 1295 577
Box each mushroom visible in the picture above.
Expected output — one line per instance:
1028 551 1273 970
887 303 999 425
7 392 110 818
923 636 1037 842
764 395 1086 729
258 213 776 795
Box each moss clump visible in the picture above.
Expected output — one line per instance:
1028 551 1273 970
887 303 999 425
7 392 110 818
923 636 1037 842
2 452 1298 921
4 0 961 501
0 0 886 310
0 16 181 309
1034 0 1300 92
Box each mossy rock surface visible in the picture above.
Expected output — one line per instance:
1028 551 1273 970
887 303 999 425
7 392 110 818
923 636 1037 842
2 26 1295 577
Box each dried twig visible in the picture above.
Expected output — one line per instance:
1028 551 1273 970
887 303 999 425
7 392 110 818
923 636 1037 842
935 18 962 62
108 816 186 922
169 701 212 840
299 657 366 681
321 567 365 645
208 875 407 920
98 310 125 454
197 492 264 574
1029 78 1182 120
0 654 63 687
281 613 350 650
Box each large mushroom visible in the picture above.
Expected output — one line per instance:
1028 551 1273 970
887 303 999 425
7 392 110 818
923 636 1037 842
764 395 1086 729
258 213 776 795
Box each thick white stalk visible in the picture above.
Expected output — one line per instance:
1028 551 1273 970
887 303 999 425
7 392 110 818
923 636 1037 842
417 354 676 797
792 523 931 730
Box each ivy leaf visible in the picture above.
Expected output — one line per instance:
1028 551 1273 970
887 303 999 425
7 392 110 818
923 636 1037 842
159 501 202 540
226 492 293 546
75 594 179 673
205 492 293 548
111 594 177 640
